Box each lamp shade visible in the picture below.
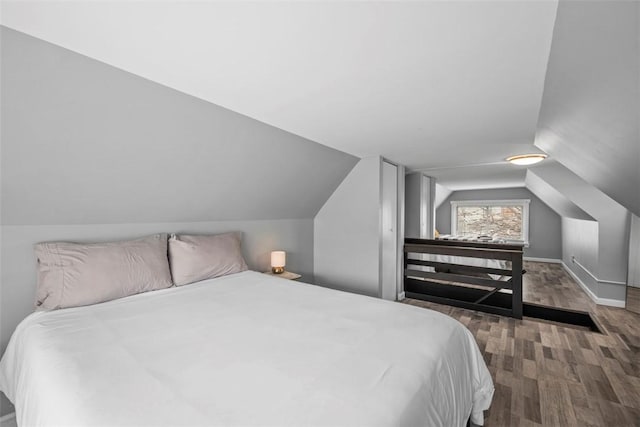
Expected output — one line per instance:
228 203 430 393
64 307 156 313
271 251 286 268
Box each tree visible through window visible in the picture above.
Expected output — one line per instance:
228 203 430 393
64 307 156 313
450 200 530 243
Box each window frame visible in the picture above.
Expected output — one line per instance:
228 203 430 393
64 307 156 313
450 199 530 245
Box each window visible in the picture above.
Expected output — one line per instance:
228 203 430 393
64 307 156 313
450 199 530 245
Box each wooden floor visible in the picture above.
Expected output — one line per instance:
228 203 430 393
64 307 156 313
404 261 640 427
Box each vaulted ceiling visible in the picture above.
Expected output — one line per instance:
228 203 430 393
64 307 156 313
1 0 638 216
0 0 556 171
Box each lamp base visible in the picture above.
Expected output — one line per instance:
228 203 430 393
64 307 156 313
271 266 285 274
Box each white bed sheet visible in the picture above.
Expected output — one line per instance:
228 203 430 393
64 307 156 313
0 271 493 426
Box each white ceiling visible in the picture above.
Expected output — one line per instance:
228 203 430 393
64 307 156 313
0 0 559 189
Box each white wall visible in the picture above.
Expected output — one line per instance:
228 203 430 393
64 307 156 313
314 157 382 297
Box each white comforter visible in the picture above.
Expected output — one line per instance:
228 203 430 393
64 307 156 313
0 271 493 427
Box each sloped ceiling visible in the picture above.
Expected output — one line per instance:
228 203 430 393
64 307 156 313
529 161 630 280
0 0 558 173
1 27 358 224
528 162 629 223
535 0 640 217
6 0 634 222
525 168 594 221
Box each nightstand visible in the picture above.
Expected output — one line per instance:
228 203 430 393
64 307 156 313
263 271 301 280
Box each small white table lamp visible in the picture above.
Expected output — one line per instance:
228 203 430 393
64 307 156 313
271 251 286 274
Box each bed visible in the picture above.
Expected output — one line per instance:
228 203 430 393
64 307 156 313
0 270 493 426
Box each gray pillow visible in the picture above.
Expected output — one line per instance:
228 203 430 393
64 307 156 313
168 232 248 286
35 234 173 310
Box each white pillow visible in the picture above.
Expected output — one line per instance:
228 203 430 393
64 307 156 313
168 232 248 286
35 234 173 310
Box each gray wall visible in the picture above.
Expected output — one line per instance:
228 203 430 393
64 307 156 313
528 162 630 304
435 187 562 260
629 214 640 288
535 0 640 217
314 157 405 298
434 183 453 210
404 173 435 239
0 27 358 416
314 157 382 297
405 173 422 239
1 27 358 225
562 217 599 297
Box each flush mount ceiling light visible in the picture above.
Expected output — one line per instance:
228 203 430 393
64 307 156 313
506 153 548 166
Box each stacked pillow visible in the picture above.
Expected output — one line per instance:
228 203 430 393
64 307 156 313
34 232 248 310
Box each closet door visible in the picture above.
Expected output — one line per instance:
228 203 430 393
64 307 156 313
381 161 398 300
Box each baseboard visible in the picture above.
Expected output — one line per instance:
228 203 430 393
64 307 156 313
397 291 406 301
524 257 563 264
0 413 16 424
561 262 626 308
595 297 626 308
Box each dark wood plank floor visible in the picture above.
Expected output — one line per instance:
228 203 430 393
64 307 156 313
404 261 640 427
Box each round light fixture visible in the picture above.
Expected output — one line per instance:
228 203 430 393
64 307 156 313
506 153 547 166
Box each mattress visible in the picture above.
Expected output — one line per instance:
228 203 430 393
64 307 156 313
0 271 493 426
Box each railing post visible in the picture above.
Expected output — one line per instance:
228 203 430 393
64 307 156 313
511 254 523 319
